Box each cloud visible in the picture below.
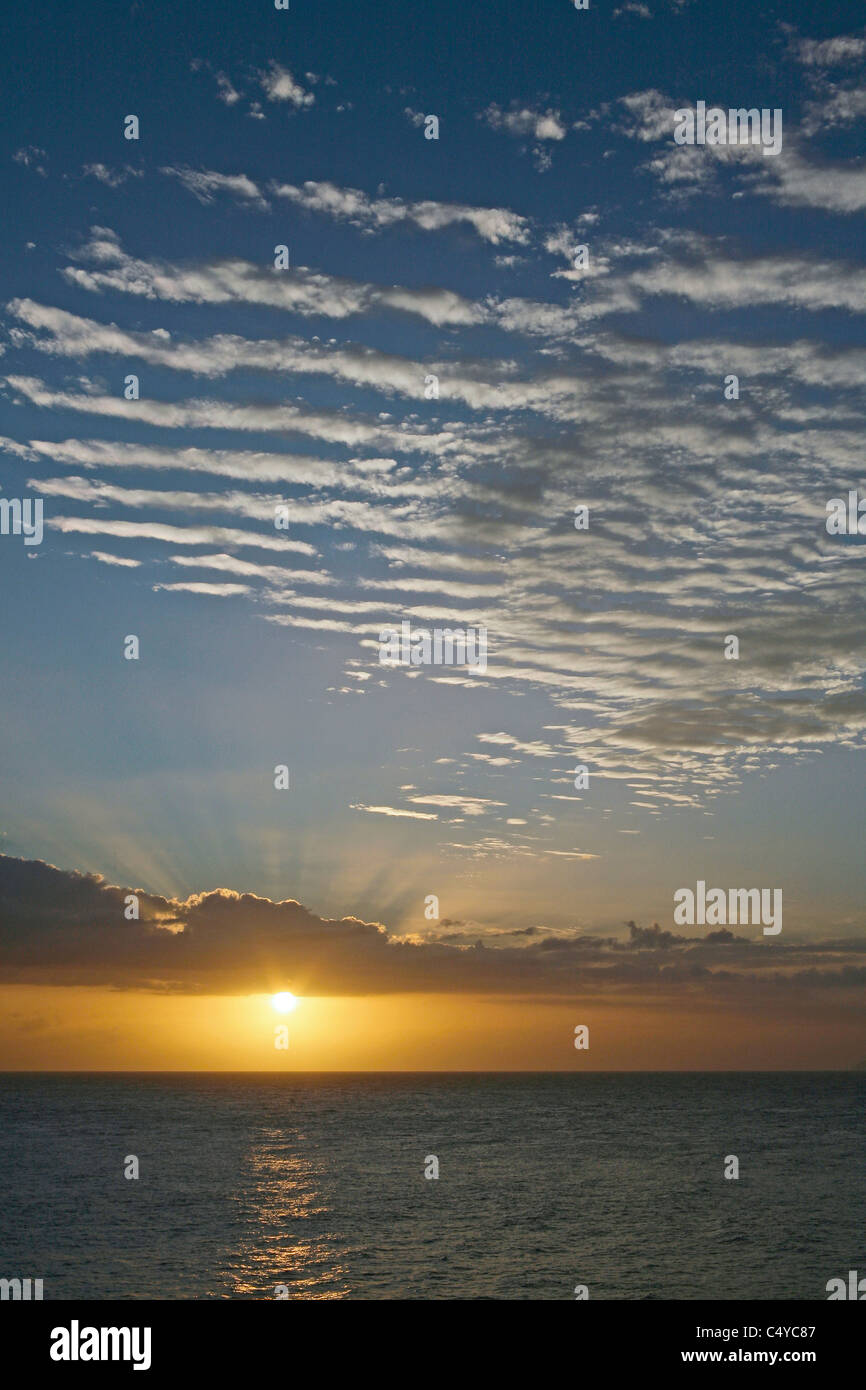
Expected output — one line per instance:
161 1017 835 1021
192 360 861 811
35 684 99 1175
3 372 515 465
481 103 567 142
794 34 866 68
152 581 251 597
802 84 866 134
623 240 866 313
6 297 595 415
2 854 865 1007
160 166 270 210
755 143 866 214
88 550 141 568
259 62 314 108
618 89 679 142
13 146 47 176
270 178 530 245
214 71 241 105
190 58 243 107
6 272 866 820
477 732 559 758
542 849 599 860
479 103 568 172
6 181 866 828
407 795 507 816
60 227 484 328
82 164 143 187
2 432 357 487
167 553 335 588
47 514 318 557
615 87 866 215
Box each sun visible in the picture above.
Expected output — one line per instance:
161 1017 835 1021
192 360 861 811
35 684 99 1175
271 992 298 1014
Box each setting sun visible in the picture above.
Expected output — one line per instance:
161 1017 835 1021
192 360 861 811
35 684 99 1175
271 992 298 1014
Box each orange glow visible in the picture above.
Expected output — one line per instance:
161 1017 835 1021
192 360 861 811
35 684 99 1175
0 985 862 1071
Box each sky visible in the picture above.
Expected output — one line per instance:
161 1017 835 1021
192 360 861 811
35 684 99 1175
1 0 865 1068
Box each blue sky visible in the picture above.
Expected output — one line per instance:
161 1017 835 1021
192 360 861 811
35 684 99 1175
1 0 865 968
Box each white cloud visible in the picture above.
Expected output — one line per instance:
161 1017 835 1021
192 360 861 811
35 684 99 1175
481 103 567 142
477 732 559 759
794 35 866 68
47 515 318 556
82 164 142 187
259 62 314 107
215 71 241 105
60 227 484 328
152 581 251 597
88 550 141 568
161 167 270 210
270 178 529 245
13 146 47 176
408 795 506 816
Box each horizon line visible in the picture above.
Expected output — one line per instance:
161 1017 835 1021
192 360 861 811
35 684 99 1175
2 1067 864 1076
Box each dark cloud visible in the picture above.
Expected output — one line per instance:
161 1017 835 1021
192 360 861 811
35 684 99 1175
1 856 865 1012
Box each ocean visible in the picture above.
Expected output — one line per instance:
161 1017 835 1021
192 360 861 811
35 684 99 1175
1 1072 863 1300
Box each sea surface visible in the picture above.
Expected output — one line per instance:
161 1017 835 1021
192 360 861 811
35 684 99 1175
1 1072 863 1300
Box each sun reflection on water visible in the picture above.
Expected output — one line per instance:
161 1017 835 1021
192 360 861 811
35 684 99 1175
221 1128 351 1299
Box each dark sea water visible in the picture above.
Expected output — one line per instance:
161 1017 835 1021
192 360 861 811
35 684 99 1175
1 1072 863 1300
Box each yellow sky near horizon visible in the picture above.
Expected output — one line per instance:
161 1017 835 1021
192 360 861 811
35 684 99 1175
1 985 863 1071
